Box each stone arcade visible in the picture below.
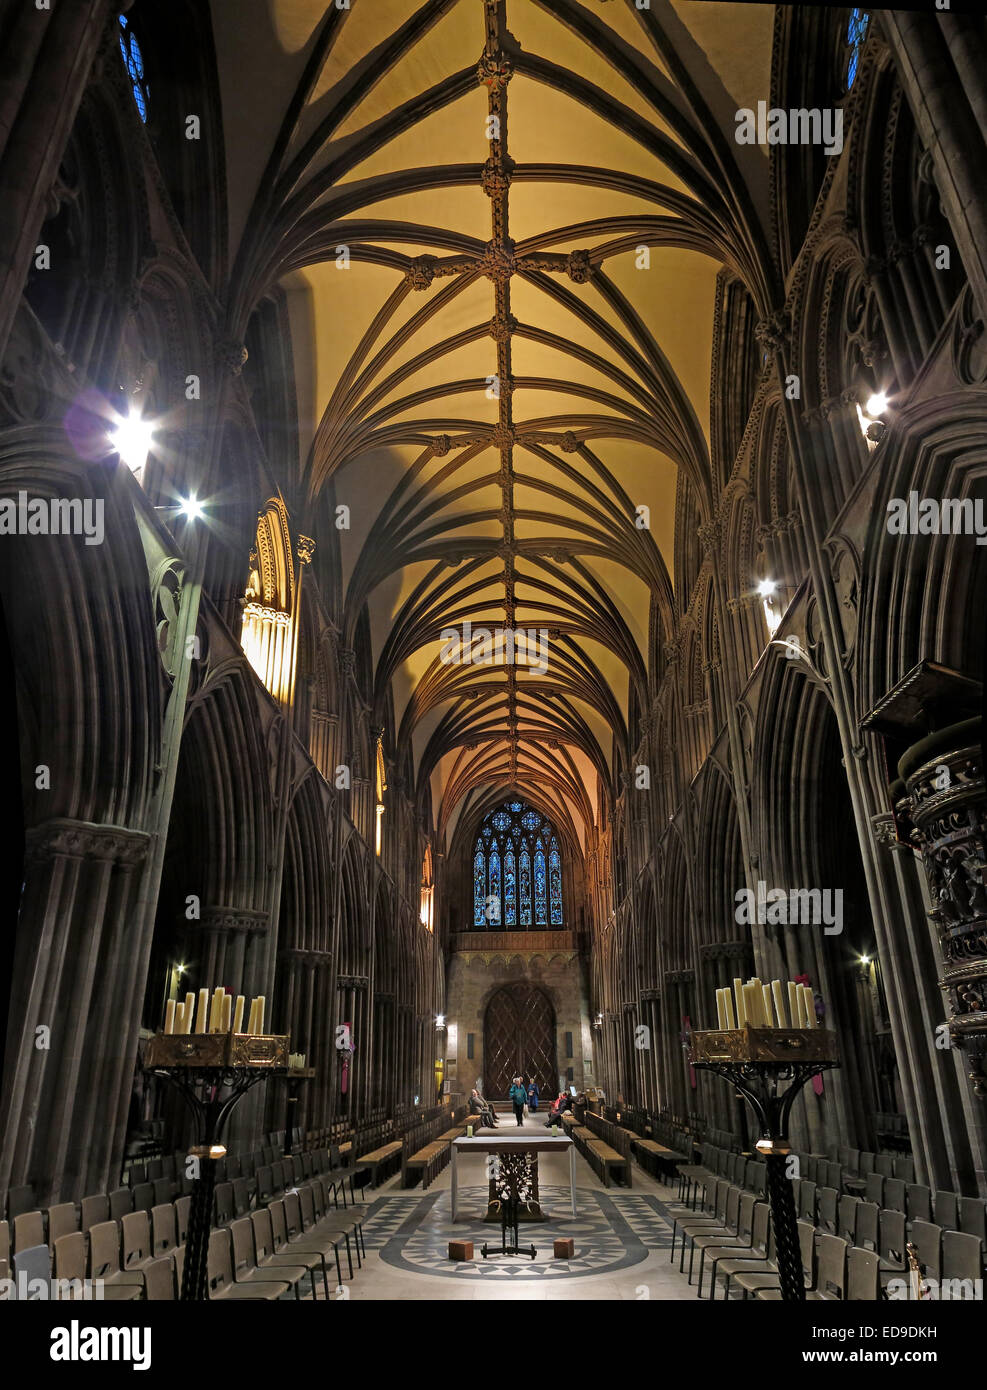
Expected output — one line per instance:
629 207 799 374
0 0 985 1316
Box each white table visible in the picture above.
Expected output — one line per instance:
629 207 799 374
450 1132 577 1221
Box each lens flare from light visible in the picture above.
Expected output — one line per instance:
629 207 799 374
111 409 155 471
864 392 888 418
179 494 204 522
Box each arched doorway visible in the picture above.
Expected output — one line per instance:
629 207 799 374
483 983 558 1099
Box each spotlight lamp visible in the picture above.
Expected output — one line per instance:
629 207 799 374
179 494 205 522
757 578 777 598
111 408 155 473
435 1013 445 1029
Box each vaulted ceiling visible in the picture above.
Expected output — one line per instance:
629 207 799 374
212 0 777 855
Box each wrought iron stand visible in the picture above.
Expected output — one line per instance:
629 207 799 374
481 1152 537 1259
689 1025 839 1302
145 1030 288 1300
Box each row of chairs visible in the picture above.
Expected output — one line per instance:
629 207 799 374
2 1170 367 1300
671 1173 983 1301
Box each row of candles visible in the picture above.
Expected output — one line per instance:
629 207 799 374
162 987 267 1036
714 977 817 1031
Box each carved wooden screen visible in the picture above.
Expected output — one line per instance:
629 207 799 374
483 983 558 1099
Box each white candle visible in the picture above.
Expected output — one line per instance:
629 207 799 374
722 989 735 1029
247 999 258 1035
733 978 746 1028
175 1002 185 1033
221 993 232 1033
164 999 176 1034
772 980 788 1028
255 996 265 1034
208 988 222 1033
233 995 245 1033
742 983 759 1029
788 982 800 1030
716 989 727 1029
183 994 195 1033
762 984 773 1027
802 985 816 1028
195 989 209 1033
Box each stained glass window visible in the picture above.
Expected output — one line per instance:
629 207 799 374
533 839 547 925
504 847 516 926
473 843 486 926
471 798 562 927
845 9 869 90
118 15 149 123
549 839 562 926
488 844 501 924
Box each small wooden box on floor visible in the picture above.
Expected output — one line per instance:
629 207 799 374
553 1238 575 1259
448 1240 474 1261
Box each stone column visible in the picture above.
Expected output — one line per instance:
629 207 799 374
0 818 148 1204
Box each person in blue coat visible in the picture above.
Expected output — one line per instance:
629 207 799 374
527 1080 540 1112
509 1077 527 1126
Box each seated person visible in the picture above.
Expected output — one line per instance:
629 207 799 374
546 1091 571 1126
468 1088 496 1128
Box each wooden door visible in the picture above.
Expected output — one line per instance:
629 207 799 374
483 983 558 1099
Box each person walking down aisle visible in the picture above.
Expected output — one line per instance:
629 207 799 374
509 1077 527 1126
528 1080 539 1113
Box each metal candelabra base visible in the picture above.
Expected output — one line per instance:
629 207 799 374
689 1027 839 1303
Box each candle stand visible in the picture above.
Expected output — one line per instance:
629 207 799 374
145 1030 289 1300
481 1152 537 1260
689 1025 838 1302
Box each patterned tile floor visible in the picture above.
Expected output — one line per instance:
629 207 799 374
308 1129 697 1300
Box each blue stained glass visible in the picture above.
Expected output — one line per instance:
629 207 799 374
473 844 486 927
845 9 869 90
504 848 516 926
549 840 562 925
472 798 562 928
519 846 532 923
488 846 501 923
119 15 149 123
534 840 547 925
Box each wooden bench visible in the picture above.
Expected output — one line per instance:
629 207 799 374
586 1139 630 1188
633 1138 684 1185
403 1141 446 1190
354 1141 402 1190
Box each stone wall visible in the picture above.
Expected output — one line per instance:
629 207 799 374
444 947 594 1100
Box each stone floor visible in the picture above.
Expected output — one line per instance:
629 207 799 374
316 1113 697 1300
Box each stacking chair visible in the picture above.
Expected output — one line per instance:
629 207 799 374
816 1187 839 1235
669 1175 719 1266
129 1163 147 1186
875 1153 895 1179
250 1207 324 1299
847 1245 879 1299
120 1211 155 1279
884 1177 906 1214
958 1196 987 1246
47 1203 78 1245
858 1151 876 1177
108 1188 133 1222
87 1222 144 1299
714 1204 773 1299
213 1182 234 1227
671 1178 730 1273
132 1182 155 1214
907 1184 932 1223
146 1158 163 1181
864 1172 884 1206
854 1201 879 1252
743 1220 815 1299
837 1193 860 1245
270 1196 341 1290
934 1190 958 1231
12 1244 51 1297
757 1230 849 1301
285 1189 352 1281
230 1218 305 1299
877 1209 908 1288
907 1220 942 1284
12 1211 44 1253
693 1193 762 1297
894 1155 915 1183
143 1257 175 1300
256 1166 273 1205
150 1204 178 1258
53 1232 89 1296
823 1162 843 1192
232 1177 253 1217
152 1177 177 1206
797 1179 817 1223
309 1181 366 1271
205 1228 289 1301
175 1196 191 1246
80 1195 109 1234
942 1230 983 1296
